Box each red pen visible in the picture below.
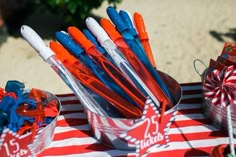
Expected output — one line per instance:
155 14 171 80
134 12 156 69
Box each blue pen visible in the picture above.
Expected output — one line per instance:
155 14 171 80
119 10 139 39
119 10 148 55
106 6 175 104
55 31 137 105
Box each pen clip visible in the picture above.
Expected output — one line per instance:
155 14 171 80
49 41 78 64
119 10 138 37
100 18 122 42
67 27 94 52
134 12 149 40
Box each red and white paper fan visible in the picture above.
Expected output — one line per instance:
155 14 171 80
203 65 236 107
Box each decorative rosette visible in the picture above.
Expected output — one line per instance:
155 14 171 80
203 65 236 107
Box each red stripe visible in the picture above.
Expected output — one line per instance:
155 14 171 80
180 82 202 86
169 131 227 142
56 118 88 127
60 110 84 115
37 144 113 156
56 93 75 97
60 100 81 105
182 89 202 95
177 108 202 114
180 97 203 104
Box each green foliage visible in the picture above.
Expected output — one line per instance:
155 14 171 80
32 0 122 26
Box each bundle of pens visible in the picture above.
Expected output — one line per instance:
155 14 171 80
21 6 177 119
202 42 236 157
20 6 182 152
0 80 61 156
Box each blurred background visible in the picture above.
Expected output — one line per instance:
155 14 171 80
0 0 236 94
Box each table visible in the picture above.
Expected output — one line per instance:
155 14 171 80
37 82 233 157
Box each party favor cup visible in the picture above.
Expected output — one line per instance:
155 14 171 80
0 90 61 157
84 71 182 150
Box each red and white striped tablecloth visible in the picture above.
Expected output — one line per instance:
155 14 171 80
37 82 233 157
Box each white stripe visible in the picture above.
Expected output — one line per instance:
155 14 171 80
58 95 78 101
168 125 219 134
54 125 89 134
182 94 202 99
61 104 84 112
57 113 86 121
113 120 133 131
181 85 202 91
175 114 206 121
125 136 132 141
48 137 98 148
150 137 235 153
177 103 202 110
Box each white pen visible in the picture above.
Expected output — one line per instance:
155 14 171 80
20 25 108 116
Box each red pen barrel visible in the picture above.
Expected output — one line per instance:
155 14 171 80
134 12 156 69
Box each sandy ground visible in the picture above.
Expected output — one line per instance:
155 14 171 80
0 0 236 94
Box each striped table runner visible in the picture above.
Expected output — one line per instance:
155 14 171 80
37 82 233 157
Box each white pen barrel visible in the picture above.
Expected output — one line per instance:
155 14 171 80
20 25 54 61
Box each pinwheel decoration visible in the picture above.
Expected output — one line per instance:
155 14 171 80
203 65 236 107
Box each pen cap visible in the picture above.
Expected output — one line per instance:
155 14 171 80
100 18 122 42
20 25 54 61
49 41 78 64
86 17 111 45
83 29 106 55
119 10 138 36
134 12 149 40
67 26 94 52
106 6 128 33
55 31 84 58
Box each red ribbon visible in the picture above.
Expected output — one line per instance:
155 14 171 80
203 65 236 107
